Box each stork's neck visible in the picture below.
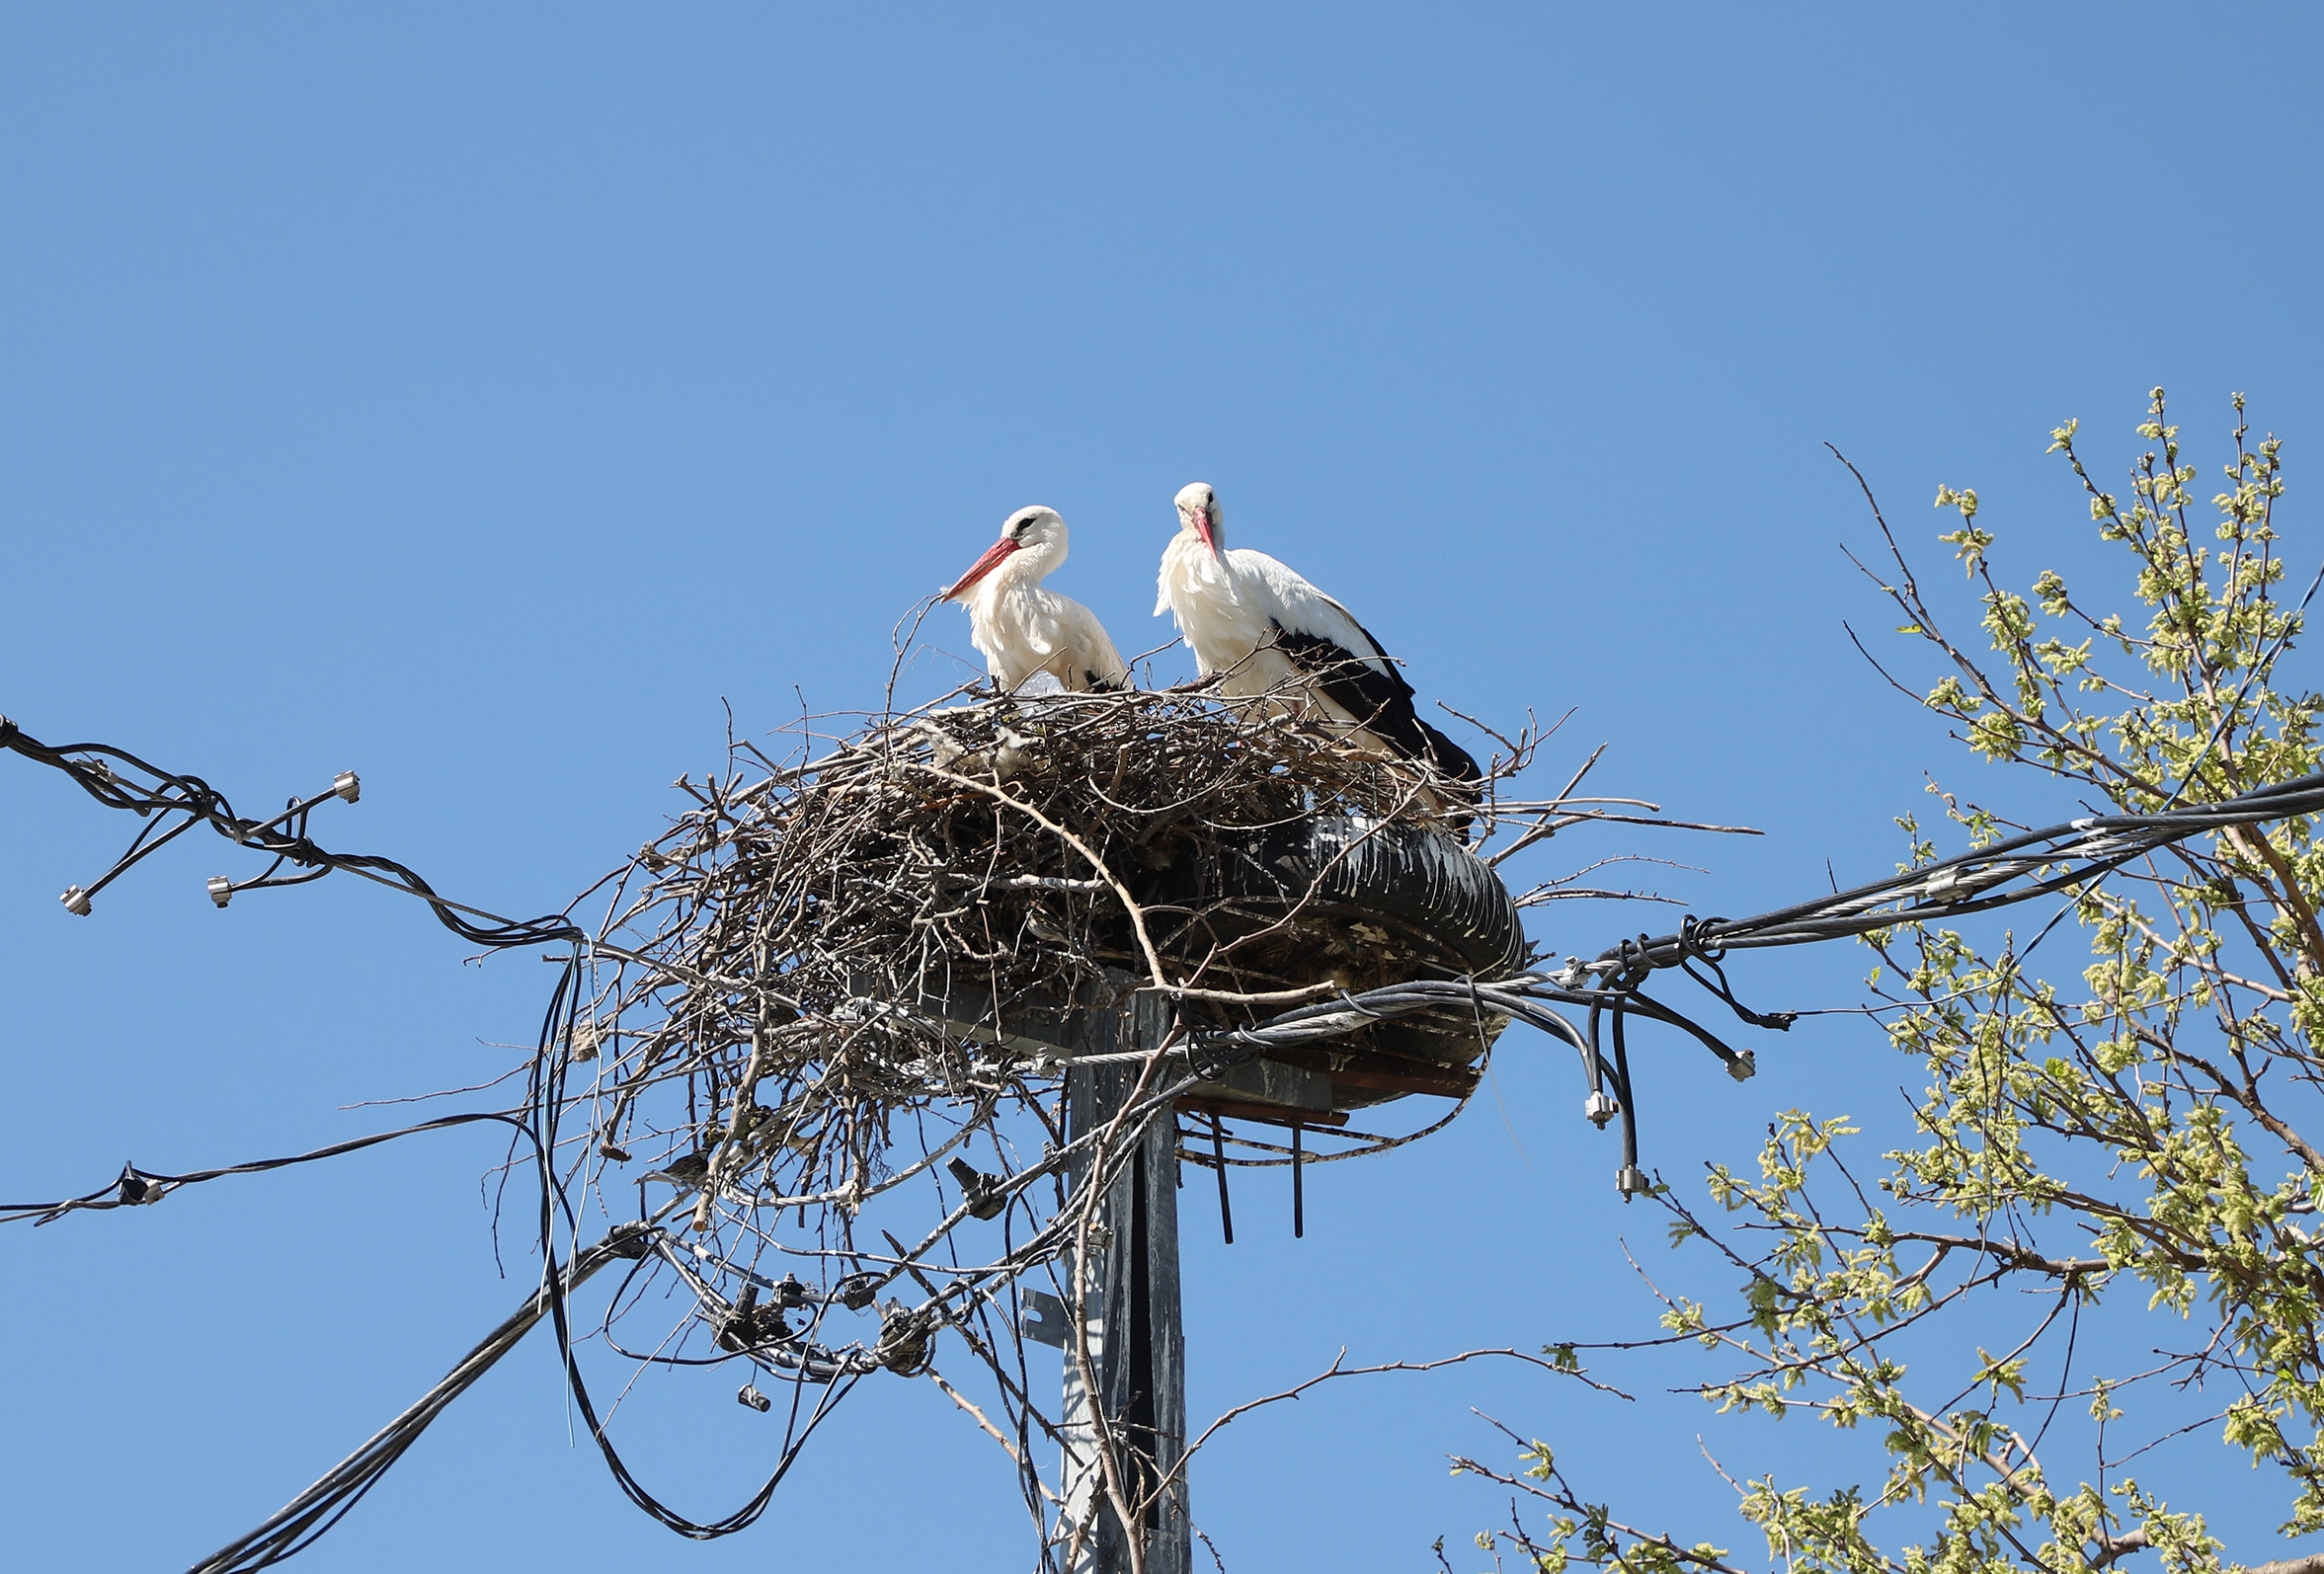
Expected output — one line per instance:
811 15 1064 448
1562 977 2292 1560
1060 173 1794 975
965 538 1060 611
1160 527 1240 612
1168 524 1231 573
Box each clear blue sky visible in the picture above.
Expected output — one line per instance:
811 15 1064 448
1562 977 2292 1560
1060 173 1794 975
3 6 2319 1570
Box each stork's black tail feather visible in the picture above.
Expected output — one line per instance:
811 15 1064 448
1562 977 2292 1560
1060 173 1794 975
1417 719 1482 791
1415 718 1483 832
1352 702 1483 831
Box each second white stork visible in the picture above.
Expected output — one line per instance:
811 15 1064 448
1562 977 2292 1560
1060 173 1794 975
943 506 1130 693
1156 481 1480 786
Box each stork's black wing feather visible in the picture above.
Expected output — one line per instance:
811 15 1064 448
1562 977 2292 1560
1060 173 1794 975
1267 620 1482 832
1269 622 1413 732
1266 620 1479 788
1329 608 1418 699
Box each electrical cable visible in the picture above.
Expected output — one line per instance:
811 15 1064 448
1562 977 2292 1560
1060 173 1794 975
0 716 582 948
13 714 2324 1560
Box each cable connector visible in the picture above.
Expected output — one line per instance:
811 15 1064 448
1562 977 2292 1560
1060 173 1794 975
716 1286 767 1352
737 1383 771 1413
1615 1165 1650 1198
1726 1052 1756 1082
1583 1090 1620 1127
206 876 234 908
945 1156 1007 1220
333 770 361 805
60 886 92 916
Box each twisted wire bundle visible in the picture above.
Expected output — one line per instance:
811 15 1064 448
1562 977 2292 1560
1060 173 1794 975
12 694 2318 1570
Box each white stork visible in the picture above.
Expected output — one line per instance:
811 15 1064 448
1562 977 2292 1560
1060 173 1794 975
1156 481 1480 787
943 506 1130 693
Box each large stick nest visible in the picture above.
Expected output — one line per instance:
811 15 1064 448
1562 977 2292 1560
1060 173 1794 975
578 685 1529 1212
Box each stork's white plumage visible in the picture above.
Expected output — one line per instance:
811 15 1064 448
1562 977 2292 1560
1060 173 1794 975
943 506 1130 693
1156 482 1479 786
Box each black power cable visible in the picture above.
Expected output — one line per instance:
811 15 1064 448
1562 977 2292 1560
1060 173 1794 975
0 715 581 948
0 722 880 1563
12 713 2324 1561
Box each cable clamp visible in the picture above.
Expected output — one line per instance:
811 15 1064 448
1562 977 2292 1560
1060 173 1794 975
601 1221 655 1260
207 876 234 908
1678 914 1727 964
59 886 92 916
945 1156 1007 1220
874 1301 933 1375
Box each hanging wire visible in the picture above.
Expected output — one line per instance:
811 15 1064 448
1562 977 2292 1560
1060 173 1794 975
0 716 582 948
10 706 2324 1566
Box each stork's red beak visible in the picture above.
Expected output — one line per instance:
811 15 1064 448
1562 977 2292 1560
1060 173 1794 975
1193 508 1219 557
943 536 1019 600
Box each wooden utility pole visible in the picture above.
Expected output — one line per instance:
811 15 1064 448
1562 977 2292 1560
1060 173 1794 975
1060 991 1188 1574
917 972 1324 1570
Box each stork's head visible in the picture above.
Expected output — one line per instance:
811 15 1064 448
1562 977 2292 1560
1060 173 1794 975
1173 482 1222 556
942 506 1068 600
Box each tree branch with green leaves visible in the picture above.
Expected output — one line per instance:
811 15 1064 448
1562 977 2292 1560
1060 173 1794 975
1462 390 2323 1574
